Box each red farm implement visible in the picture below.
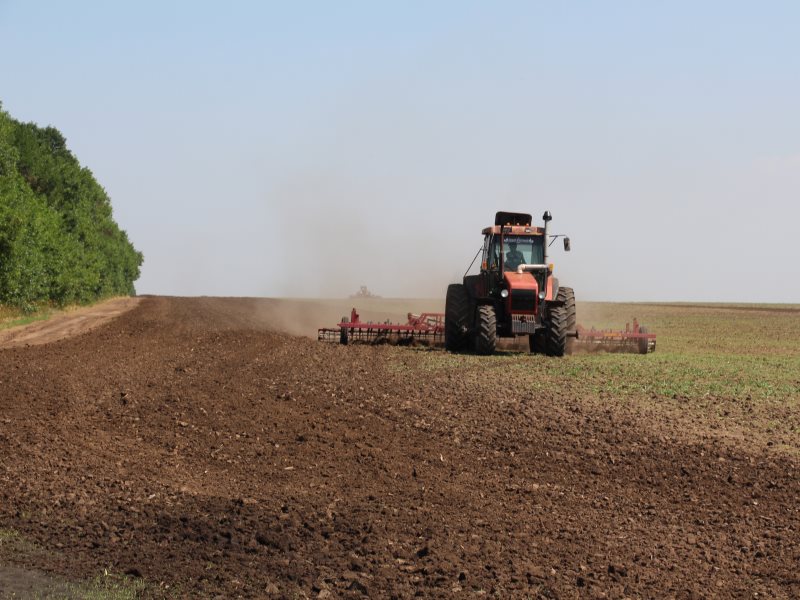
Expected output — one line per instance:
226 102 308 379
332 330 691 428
319 210 657 354
573 319 656 354
318 308 655 353
318 308 445 346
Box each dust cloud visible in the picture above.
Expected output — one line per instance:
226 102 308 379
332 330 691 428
247 298 444 339
268 172 467 300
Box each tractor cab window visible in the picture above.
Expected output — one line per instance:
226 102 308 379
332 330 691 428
503 235 544 271
483 235 501 271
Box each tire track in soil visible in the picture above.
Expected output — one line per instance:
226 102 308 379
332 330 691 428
0 296 798 598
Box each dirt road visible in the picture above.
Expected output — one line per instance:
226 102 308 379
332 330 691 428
0 297 797 598
0 296 141 349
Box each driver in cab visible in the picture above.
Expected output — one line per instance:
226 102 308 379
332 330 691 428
504 242 525 271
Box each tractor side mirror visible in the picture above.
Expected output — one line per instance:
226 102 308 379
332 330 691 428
563 237 571 252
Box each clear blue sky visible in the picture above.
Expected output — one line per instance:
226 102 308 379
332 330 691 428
2 1 798 301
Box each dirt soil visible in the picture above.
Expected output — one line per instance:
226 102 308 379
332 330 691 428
1 297 798 598
0 296 141 349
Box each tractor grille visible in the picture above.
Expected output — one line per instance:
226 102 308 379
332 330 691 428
510 289 536 312
511 314 538 334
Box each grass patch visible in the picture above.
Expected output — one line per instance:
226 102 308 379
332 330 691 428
64 570 149 599
0 304 55 331
391 301 800 453
0 311 53 331
499 352 800 401
0 528 20 545
0 529 156 599
0 527 38 558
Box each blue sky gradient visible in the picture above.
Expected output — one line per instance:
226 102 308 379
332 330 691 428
2 1 798 301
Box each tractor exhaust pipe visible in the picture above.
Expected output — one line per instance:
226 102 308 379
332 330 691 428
542 211 552 264
516 264 548 274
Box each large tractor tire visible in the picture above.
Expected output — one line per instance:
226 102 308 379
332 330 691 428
445 284 471 351
473 304 497 355
545 286 576 357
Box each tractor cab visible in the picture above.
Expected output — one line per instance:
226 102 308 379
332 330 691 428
482 233 545 273
478 212 550 300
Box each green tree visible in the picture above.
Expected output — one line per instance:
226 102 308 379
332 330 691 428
0 104 143 310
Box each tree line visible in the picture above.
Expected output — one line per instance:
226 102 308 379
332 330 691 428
0 104 142 311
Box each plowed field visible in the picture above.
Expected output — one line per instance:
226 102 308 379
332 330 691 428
1 297 798 598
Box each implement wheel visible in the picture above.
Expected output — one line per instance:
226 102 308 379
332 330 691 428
545 286 575 357
445 284 471 351
638 326 650 354
473 304 497 355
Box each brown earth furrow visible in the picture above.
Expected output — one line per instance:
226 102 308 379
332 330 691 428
0 296 798 598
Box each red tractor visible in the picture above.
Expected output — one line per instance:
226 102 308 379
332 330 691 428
445 210 575 356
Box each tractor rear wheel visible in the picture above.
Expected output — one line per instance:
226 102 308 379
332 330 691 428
445 284 471 351
473 304 497 355
545 286 575 357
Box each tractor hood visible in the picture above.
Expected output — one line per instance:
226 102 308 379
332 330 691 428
504 272 538 314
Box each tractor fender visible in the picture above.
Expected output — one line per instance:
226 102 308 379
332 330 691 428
474 297 495 306
547 278 569 307
462 274 484 301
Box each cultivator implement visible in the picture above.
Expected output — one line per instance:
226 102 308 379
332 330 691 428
318 308 445 346
319 308 655 353
573 319 656 354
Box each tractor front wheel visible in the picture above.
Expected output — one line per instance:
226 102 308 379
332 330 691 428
445 284 471 351
473 305 497 355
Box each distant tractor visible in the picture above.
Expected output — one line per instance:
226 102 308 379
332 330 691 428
445 211 575 356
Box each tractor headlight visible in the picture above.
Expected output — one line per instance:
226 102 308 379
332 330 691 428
538 291 545 301
500 289 509 299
